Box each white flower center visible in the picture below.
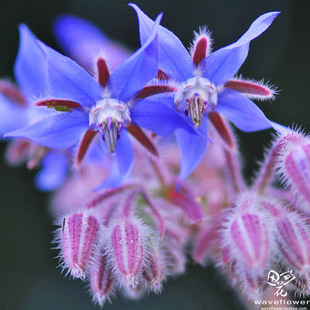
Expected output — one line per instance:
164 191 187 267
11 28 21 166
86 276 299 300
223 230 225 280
89 98 131 153
89 98 131 129
175 76 218 127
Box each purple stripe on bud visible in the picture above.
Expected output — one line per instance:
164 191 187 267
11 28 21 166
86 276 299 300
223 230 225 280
229 212 269 269
90 249 114 307
61 211 100 279
284 144 310 204
275 214 310 272
255 131 306 192
110 218 145 288
142 239 166 293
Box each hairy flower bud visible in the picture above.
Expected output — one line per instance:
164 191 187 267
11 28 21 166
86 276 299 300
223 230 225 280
223 192 271 297
60 210 101 279
281 143 310 204
89 249 115 308
110 217 147 288
142 238 166 293
255 130 306 192
275 212 310 274
229 212 269 269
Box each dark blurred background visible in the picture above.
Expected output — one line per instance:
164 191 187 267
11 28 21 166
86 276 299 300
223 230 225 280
0 0 309 309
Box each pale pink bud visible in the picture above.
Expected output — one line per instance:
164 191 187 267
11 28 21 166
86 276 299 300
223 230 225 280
110 217 147 288
281 143 310 204
89 249 115 307
223 191 271 297
255 130 306 192
275 212 310 273
229 212 269 269
60 210 100 279
142 238 166 293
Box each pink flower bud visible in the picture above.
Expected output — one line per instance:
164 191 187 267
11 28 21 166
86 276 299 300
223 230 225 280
282 143 310 204
142 238 166 293
255 130 306 192
275 212 310 273
60 210 100 279
110 217 147 288
223 192 271 297
229 212 269 269
89 249 115 307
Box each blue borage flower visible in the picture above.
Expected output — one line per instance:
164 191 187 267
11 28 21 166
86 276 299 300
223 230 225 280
0 27 71 192
6 12 196 190
130 4 280 182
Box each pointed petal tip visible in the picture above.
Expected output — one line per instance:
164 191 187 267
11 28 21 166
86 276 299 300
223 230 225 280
155 12 163 24
128 2 137 9
18 23 27 32
17 24 39 46
129 3 163 20
18 23 33 35
129 3 163 30
260 11 281 25
265 11 281 17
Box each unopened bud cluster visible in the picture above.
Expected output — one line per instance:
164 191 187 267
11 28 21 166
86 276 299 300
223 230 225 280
54 165 192 306
50 127 310 305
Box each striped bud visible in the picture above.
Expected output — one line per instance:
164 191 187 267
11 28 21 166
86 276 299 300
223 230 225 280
89 249 115 307
223 192 271 296
60 210 100 279
283 143 310 204
229 212 269 269
110 217 147 288
142 238 166 293
275 212 310 273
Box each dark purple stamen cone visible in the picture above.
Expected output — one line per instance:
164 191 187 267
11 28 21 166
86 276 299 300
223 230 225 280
100 117 122 153
186 93 206 128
